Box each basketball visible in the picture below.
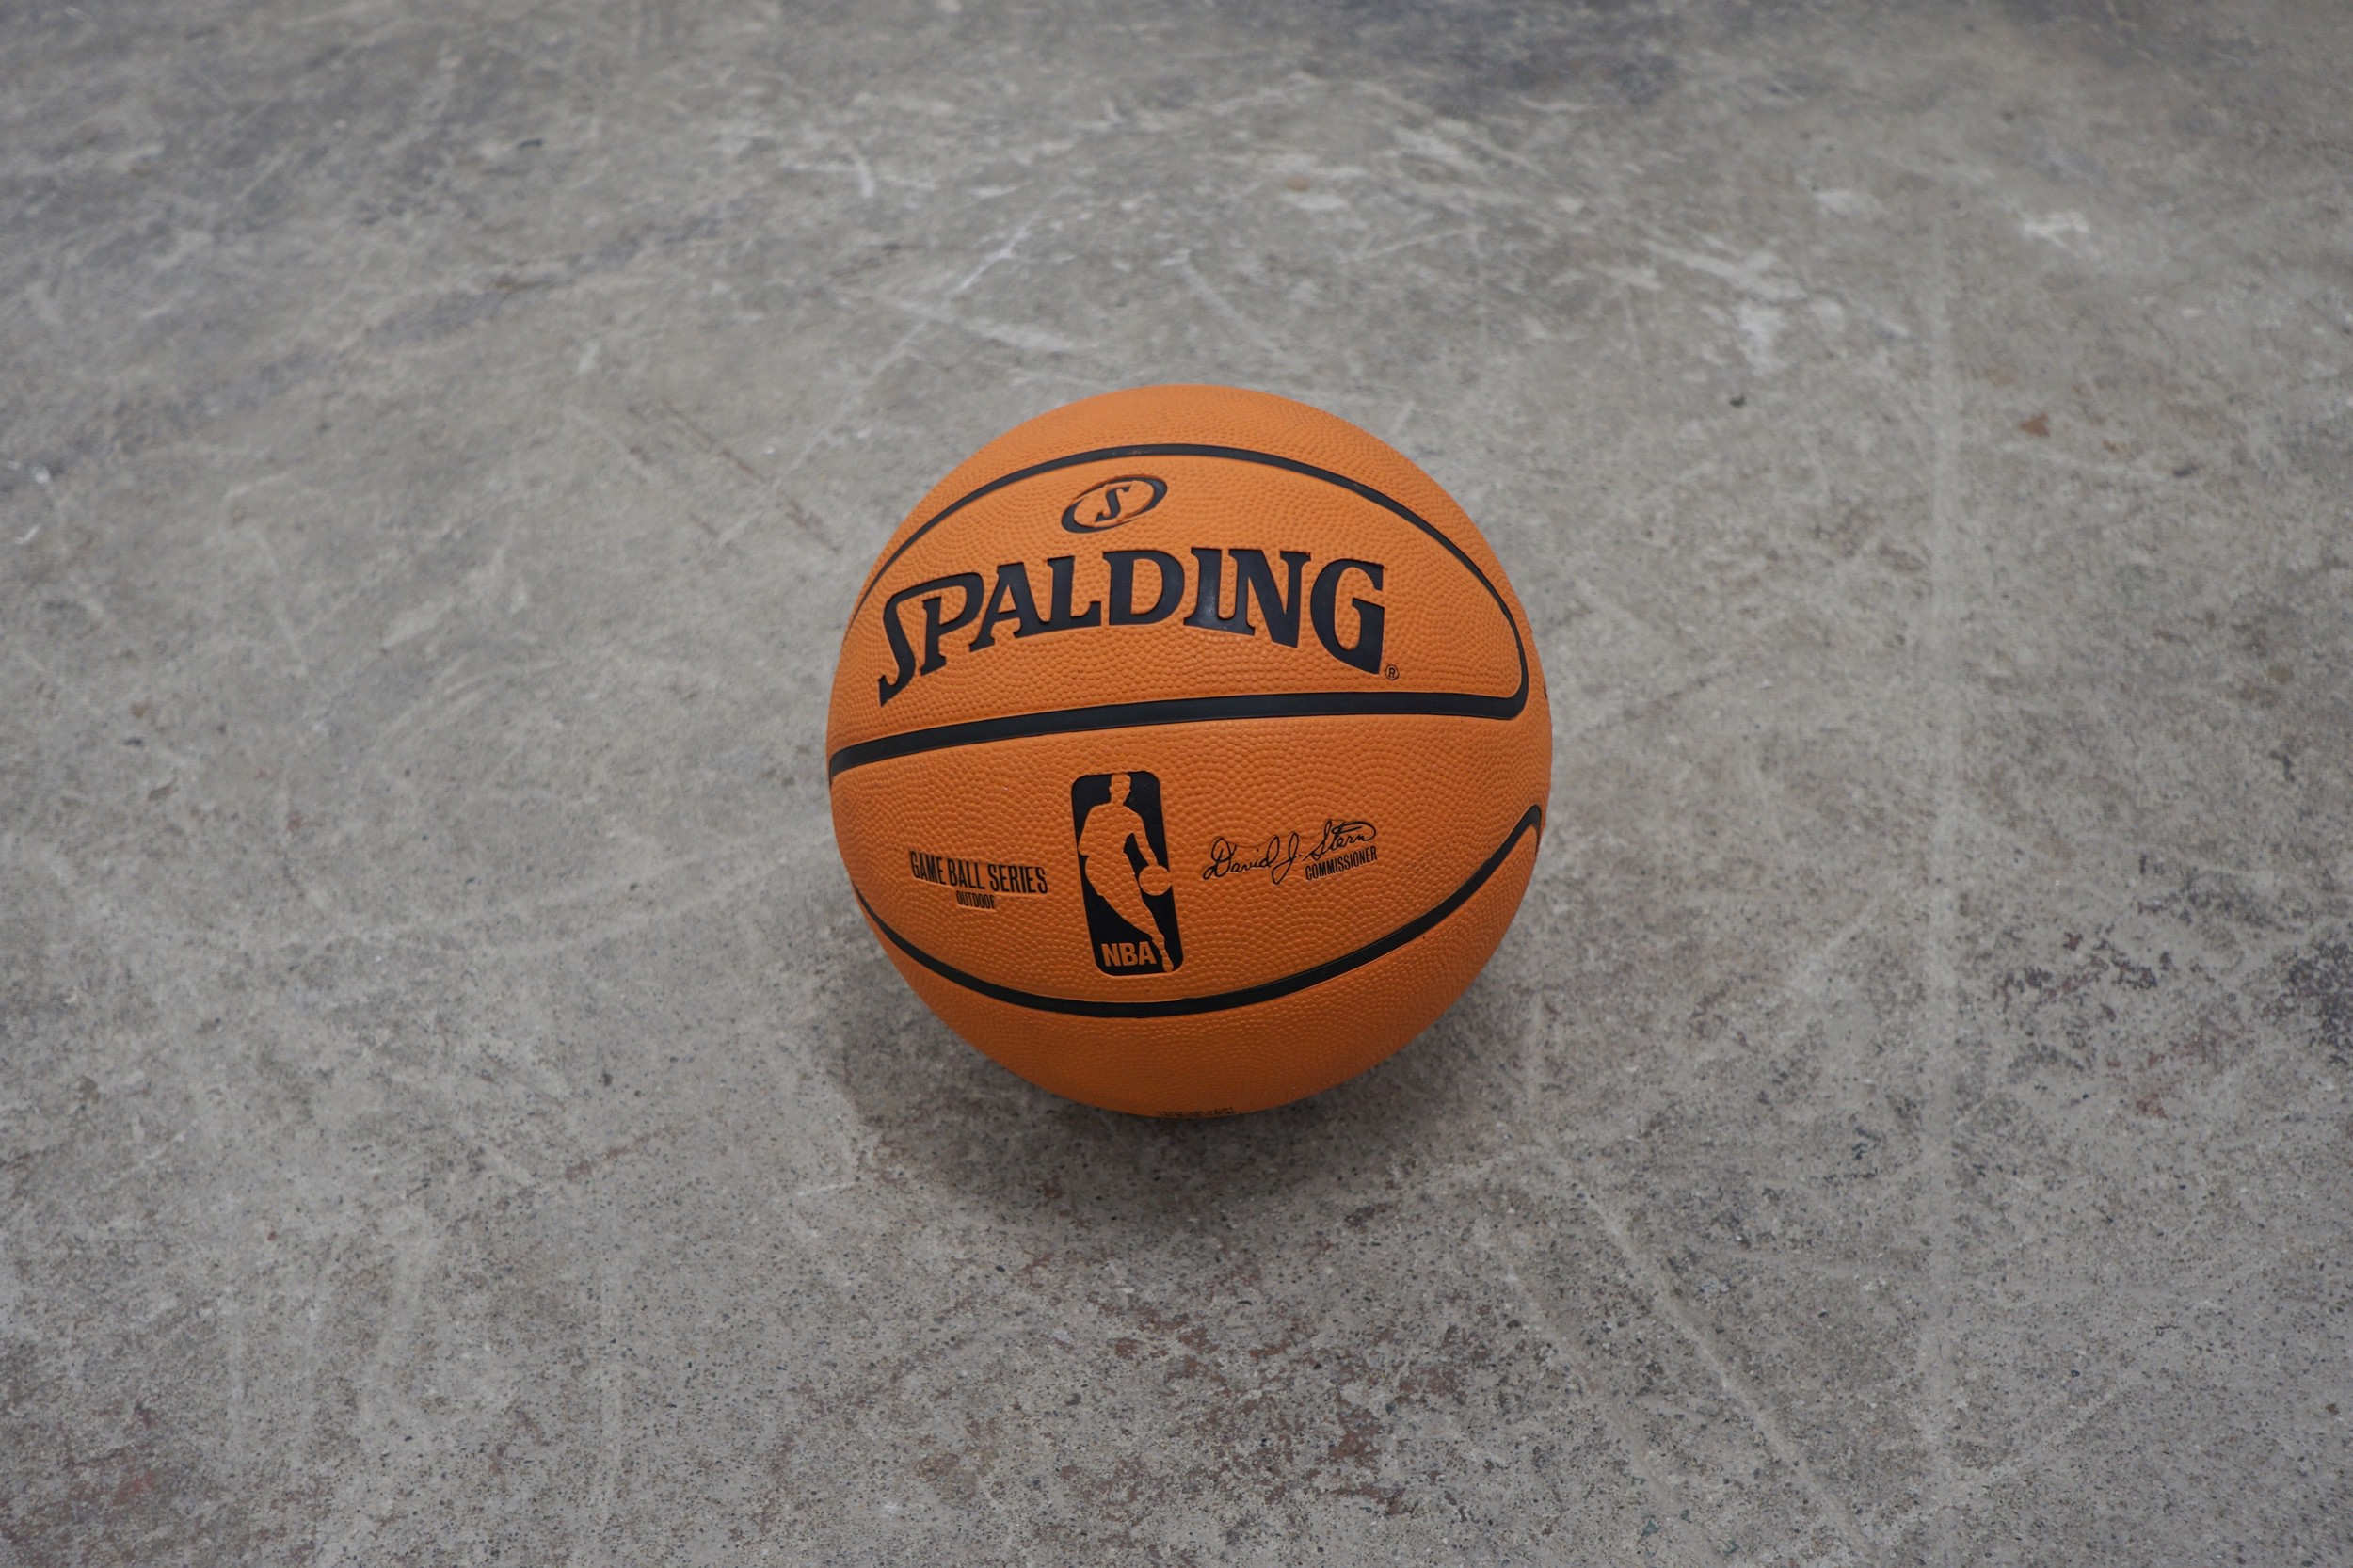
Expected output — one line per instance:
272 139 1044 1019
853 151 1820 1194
826 385 1551 1116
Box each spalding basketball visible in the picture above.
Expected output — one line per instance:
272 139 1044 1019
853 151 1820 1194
826 385 1550 1116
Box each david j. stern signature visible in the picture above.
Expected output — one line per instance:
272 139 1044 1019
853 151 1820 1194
1202 819 1378 886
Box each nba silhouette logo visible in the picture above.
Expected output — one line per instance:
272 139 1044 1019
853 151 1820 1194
1071 772 1184 975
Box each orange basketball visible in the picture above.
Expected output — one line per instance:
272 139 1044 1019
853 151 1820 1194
826 385 1550 1116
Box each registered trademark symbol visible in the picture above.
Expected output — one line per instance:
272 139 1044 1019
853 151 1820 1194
1385 664 1400 681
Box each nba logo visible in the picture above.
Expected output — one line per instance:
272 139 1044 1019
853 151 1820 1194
1071 772 1184 975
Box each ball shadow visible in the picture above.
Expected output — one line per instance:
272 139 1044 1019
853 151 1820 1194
814 925 1543 1239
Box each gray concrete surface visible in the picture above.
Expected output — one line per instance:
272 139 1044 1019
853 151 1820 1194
5 1 2351 1562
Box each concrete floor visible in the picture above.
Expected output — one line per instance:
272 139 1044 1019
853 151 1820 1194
5 1 2351 1562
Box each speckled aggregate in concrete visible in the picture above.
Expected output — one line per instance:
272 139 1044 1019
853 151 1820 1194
4 2 2351 1563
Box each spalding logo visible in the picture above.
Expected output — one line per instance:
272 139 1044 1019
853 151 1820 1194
874 548 1386 705
1062 475 1167 533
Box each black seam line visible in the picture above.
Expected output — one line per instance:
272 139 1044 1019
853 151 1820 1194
854 804 1542 1019
829 689 1518 780
833 442 1529 780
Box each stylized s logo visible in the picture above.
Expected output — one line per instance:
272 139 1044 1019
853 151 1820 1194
1062 475 1168 533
